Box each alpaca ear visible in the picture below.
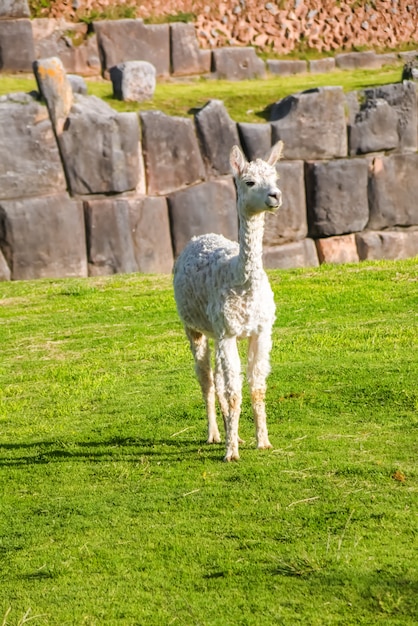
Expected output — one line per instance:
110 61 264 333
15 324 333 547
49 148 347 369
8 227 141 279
230 144 247 175
266 140 284 166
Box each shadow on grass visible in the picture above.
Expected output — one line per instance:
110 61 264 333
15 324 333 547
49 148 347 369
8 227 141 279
0 436 225 466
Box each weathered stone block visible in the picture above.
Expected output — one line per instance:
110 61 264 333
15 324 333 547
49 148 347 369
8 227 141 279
110 61 156 102
68 74 88 95
356 230 418 261
0 19 34 71
129 197 173 273
263 239 319 270
315 234 359 264
0 249 11 282
335 51 382 70
94 19 170 77
170 22 208 76
267 59 307 75
32 19 101 77
0 92 66 199
309 58 336 73
0 0 30 19
238 123 272 161
347 82 417 154
195 99 240 176
264 161 307 245
33 56 73 134
212 47 266 80
140 110 205 196
0 194 87 280
270 87 347 160
59 95 140 195
305 158 369 237
84 198 138 276
168 178 238 257
368 153 418 229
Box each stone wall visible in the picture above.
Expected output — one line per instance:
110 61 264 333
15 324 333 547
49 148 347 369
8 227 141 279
0 54 417 281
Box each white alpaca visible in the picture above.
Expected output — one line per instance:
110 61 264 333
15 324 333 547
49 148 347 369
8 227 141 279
173 141 284 461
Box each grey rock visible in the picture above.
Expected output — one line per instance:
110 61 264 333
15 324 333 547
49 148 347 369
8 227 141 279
59 95 140 195
110 61 156 102
212 47 266 80
264 161 307 245
335 51 382 70
0 19 34 71
0 248 11 281
348 98 399 155
356 229 418 261
267 59 307 75
0 0 30 18
170 22 209 76
94 19 170 77
129 196 174 273
0 92 66 199
194 99 240 176
238 123 272 161
263 239 319 269
140 110 206 195
305 158 369 237
367 153 418 229
32 19 101 77
84 198 138 276
309 57 336 73
0 194 87 280
33 57 73 134
168 178 238 257
67 74 88 95
270 87 347 160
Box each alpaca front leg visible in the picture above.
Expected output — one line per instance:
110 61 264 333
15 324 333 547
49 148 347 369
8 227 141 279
186 328 221 444
216 338 242 461
248 333 273 450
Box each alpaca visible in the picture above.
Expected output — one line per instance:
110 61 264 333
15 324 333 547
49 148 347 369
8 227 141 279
173 141 284 461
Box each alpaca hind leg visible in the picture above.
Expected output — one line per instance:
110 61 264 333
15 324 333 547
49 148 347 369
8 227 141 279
248 332 273 450
186 328 220 444
216 338 242 461
215 340 245 445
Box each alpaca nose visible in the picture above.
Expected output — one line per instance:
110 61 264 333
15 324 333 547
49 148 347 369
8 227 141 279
269 189 282 205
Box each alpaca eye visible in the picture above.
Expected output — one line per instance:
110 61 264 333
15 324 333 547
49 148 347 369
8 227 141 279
245 181 255 187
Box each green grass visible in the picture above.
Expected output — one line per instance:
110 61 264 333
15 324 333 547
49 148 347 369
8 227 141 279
1 260 417 625
0 65 403 123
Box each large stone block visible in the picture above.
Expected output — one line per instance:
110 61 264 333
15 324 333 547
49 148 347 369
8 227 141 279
194 99 240 176
59 95 140 195
94 19 170 77
263 239 319 270
33 56 73 133
0 194 87 280
237 123 272 161
0 19 34 71
212 47 266 80
335 51 382 70
168 178 238 257
0 1 30 19
84 198 138 276
347 82 417 154
270 87 347 160
0 92 66 199
32 19 101 77
356 230 418 261
267 59 307 75
264 161 307 245
367 153 418 229
140 110 205 196
129 197 173 273
315 234 360 264
305 158 369 237
309 58 336 73
110 61 156 102
170 22 209 76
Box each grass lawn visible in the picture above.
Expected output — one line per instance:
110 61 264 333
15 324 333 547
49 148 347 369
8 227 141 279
0 64 403 122
0 259 417 625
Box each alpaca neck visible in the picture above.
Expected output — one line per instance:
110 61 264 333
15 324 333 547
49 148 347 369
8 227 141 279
236 207 266 285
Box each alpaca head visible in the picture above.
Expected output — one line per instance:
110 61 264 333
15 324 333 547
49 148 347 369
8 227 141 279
230 141 284 217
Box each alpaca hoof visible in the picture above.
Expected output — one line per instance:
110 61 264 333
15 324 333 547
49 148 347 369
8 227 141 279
238 436 245 444
207 433 221 444
257 441 273 450
223 452 240 462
